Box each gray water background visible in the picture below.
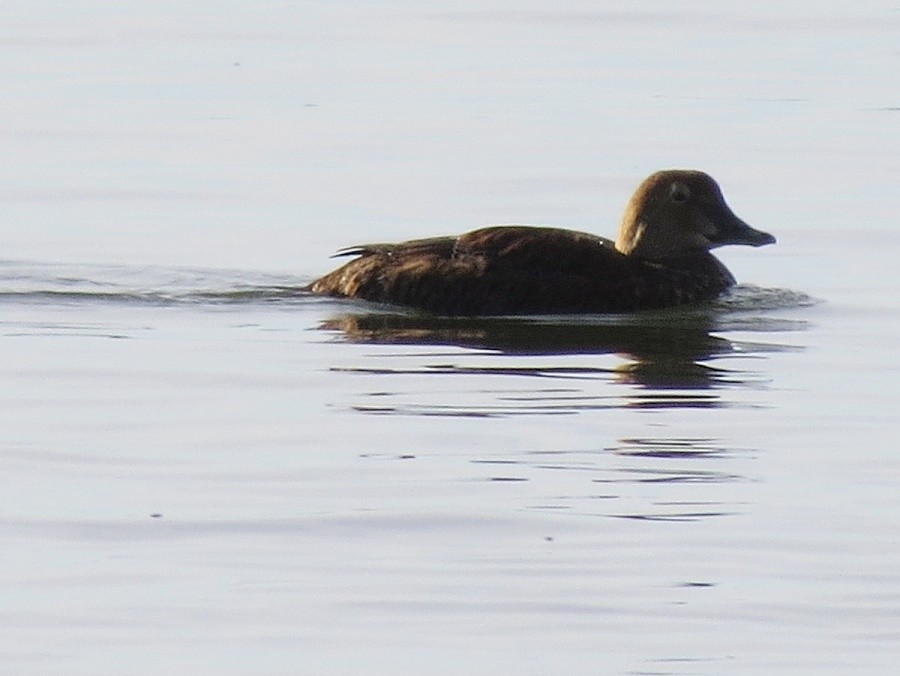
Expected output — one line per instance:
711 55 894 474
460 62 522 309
1 2 899 674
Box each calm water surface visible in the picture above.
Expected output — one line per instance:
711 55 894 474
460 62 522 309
2 1 899 674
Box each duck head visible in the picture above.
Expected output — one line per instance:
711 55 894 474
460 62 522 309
614 170 776 261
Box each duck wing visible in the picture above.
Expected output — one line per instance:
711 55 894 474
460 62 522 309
310 226 649 315
331 226 616 268
452 226 617 273
332 235 458 260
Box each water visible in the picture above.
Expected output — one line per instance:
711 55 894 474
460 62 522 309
2 2 899 674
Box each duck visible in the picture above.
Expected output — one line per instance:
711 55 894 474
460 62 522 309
307 169 776 315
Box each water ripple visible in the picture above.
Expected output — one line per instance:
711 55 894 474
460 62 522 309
0 260 312 307
461 436 755 522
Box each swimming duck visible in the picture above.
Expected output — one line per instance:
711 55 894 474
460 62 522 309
308 169 775 315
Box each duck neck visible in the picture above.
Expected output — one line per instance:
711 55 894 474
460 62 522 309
646 251 736 295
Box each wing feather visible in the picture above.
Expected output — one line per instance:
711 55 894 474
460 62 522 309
453 226 620 274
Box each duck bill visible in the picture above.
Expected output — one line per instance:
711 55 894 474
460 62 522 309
711 213 776 248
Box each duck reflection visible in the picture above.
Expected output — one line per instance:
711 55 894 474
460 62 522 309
319 309 789 392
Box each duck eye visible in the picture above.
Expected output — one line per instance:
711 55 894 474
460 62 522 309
670 182 690 204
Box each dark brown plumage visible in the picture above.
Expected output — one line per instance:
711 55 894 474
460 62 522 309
308 170 775 315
